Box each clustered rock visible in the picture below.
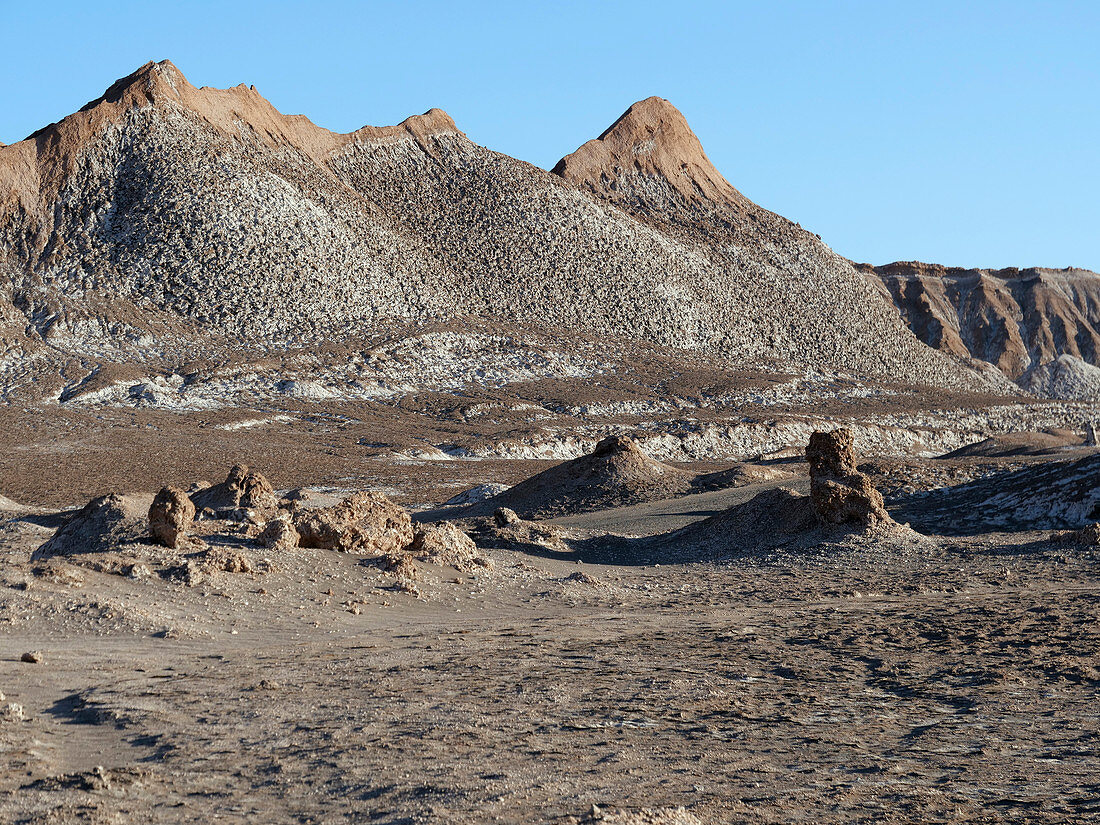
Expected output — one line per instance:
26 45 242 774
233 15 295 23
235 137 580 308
36 464 486 589
806 429 891 527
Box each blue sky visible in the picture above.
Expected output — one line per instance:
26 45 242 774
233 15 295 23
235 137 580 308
2 0 1097 270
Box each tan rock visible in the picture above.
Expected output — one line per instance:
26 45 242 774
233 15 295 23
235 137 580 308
149 486 195 548
807 429 890 526
259 517 300 551
409 522 486 571
191 464 277 513
294 492 413 555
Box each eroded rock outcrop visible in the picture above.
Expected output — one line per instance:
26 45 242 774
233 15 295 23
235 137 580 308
258 516 300 551
807 430 891 526
483 435 693 519
149 486 195 548
294 492 413 555
191 464 277 514
408 522 488 571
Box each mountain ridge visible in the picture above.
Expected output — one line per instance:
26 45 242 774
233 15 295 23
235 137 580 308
0 61 1000 401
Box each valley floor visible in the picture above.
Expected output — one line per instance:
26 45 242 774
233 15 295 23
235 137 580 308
2 481 1098 824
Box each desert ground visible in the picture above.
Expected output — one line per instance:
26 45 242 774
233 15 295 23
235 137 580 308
2 413 1099 825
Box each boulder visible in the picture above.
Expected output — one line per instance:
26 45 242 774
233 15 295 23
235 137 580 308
294 492 413 555
494 507 521 527
408 522 487 571
259 516 300 551
807 429 890 526
148 486 195 548
191 464 277 513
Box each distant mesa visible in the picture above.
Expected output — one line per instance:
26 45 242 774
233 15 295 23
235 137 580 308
864 260 1100 397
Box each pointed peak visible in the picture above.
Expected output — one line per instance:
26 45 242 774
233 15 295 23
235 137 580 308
86 60 189 111
553 97 743 208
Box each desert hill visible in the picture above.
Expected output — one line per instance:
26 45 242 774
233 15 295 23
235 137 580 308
865 261 1100 399
0 61 994 400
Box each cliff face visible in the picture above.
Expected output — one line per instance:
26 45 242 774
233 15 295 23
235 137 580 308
865 261 1100 397
0 62 990 394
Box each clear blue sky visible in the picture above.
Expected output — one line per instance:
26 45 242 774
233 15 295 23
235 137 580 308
3 0 1097 270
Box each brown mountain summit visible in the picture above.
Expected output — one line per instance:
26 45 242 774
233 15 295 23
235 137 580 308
1 60 460 222
552 97 744 208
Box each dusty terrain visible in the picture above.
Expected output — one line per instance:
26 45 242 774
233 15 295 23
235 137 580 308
3 430 1100 823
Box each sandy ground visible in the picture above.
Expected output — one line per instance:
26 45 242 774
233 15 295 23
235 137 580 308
2 470 1099 824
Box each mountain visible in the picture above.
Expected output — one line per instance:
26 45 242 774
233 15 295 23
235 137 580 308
864 261 1100 398
0 61 993 401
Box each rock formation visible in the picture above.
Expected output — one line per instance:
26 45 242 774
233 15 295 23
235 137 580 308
36 493 152 556
408 522 486 571
294 492 413 555
806 430 890 526
191 465 277 514
148 486 195 548
258 516 300 551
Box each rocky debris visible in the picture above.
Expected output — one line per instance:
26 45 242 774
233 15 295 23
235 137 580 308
21 651 43 664
471 514 572 554
167 548 255 588
191 465 277 515
482 436 694 519
294 492 413 555
807 430 890 526
149 486 195 548
1059 523 1100 545
2 703 25 723
199 547 255 574
867 260 1100 395
408 522 489 572
894 451 1100 534
259 516 300 551
31 561 86 587
127 563 153 580
565 570 600 585
36 493 153 557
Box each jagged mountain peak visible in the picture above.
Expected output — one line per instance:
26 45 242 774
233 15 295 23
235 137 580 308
552 96 744 207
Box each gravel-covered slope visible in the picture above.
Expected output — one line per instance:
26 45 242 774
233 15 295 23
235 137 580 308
0 61 993 391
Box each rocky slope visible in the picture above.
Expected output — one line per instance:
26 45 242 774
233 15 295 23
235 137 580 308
0 61 992 401
865 261 1100 398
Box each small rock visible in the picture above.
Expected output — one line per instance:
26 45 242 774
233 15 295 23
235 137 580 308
494 507 521 526
259 517 300 551
127 563 153 580
2 703 25 723
21 651 43 664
